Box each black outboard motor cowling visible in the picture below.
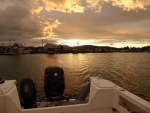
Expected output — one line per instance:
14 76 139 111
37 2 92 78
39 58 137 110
44 66 65 98
20 78 37 109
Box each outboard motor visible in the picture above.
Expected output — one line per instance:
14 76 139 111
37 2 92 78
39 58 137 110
44 66 67 101
20 78 37 109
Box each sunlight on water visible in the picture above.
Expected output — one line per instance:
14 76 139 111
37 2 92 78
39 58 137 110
0 53 150 101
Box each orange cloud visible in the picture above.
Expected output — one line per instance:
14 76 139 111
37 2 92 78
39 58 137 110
41 0 150 13
31 6 43 14
86 0 103 12
34 17 61 39
111 0 150 11
42 0 85 13
86 0 150 12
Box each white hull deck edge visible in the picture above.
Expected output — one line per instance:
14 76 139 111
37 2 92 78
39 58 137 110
0 77 150 113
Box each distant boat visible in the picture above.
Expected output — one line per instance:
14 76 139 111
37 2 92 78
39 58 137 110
0 66 150 113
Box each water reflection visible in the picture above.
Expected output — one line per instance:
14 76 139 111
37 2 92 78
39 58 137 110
0 53 149 101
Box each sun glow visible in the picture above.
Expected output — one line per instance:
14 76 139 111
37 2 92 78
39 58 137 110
56 39 150 48
57 39 95 47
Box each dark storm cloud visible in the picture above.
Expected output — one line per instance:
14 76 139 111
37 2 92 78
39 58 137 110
0 0 60 45
0 5 37 39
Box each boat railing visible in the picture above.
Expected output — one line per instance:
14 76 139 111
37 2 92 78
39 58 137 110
118 88 150 113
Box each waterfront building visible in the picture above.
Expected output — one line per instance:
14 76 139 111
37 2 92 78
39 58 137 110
12 43 24 54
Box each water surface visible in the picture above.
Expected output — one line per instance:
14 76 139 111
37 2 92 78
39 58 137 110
0 53 149 102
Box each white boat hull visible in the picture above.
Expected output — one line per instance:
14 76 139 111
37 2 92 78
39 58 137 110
0 77 150 113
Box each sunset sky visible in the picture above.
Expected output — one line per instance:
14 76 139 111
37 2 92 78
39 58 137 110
0 0 150 47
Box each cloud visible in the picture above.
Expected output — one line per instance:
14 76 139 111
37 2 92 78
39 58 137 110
51 1 150 47
31 6 43 14
42 0 85 13
0 0 150 47
41 0 150 13
0 0 61 45
86 0 150 12
111 0 150 11
86 0 103 12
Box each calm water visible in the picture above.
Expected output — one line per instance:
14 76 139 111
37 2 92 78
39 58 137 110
0 53 150 102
